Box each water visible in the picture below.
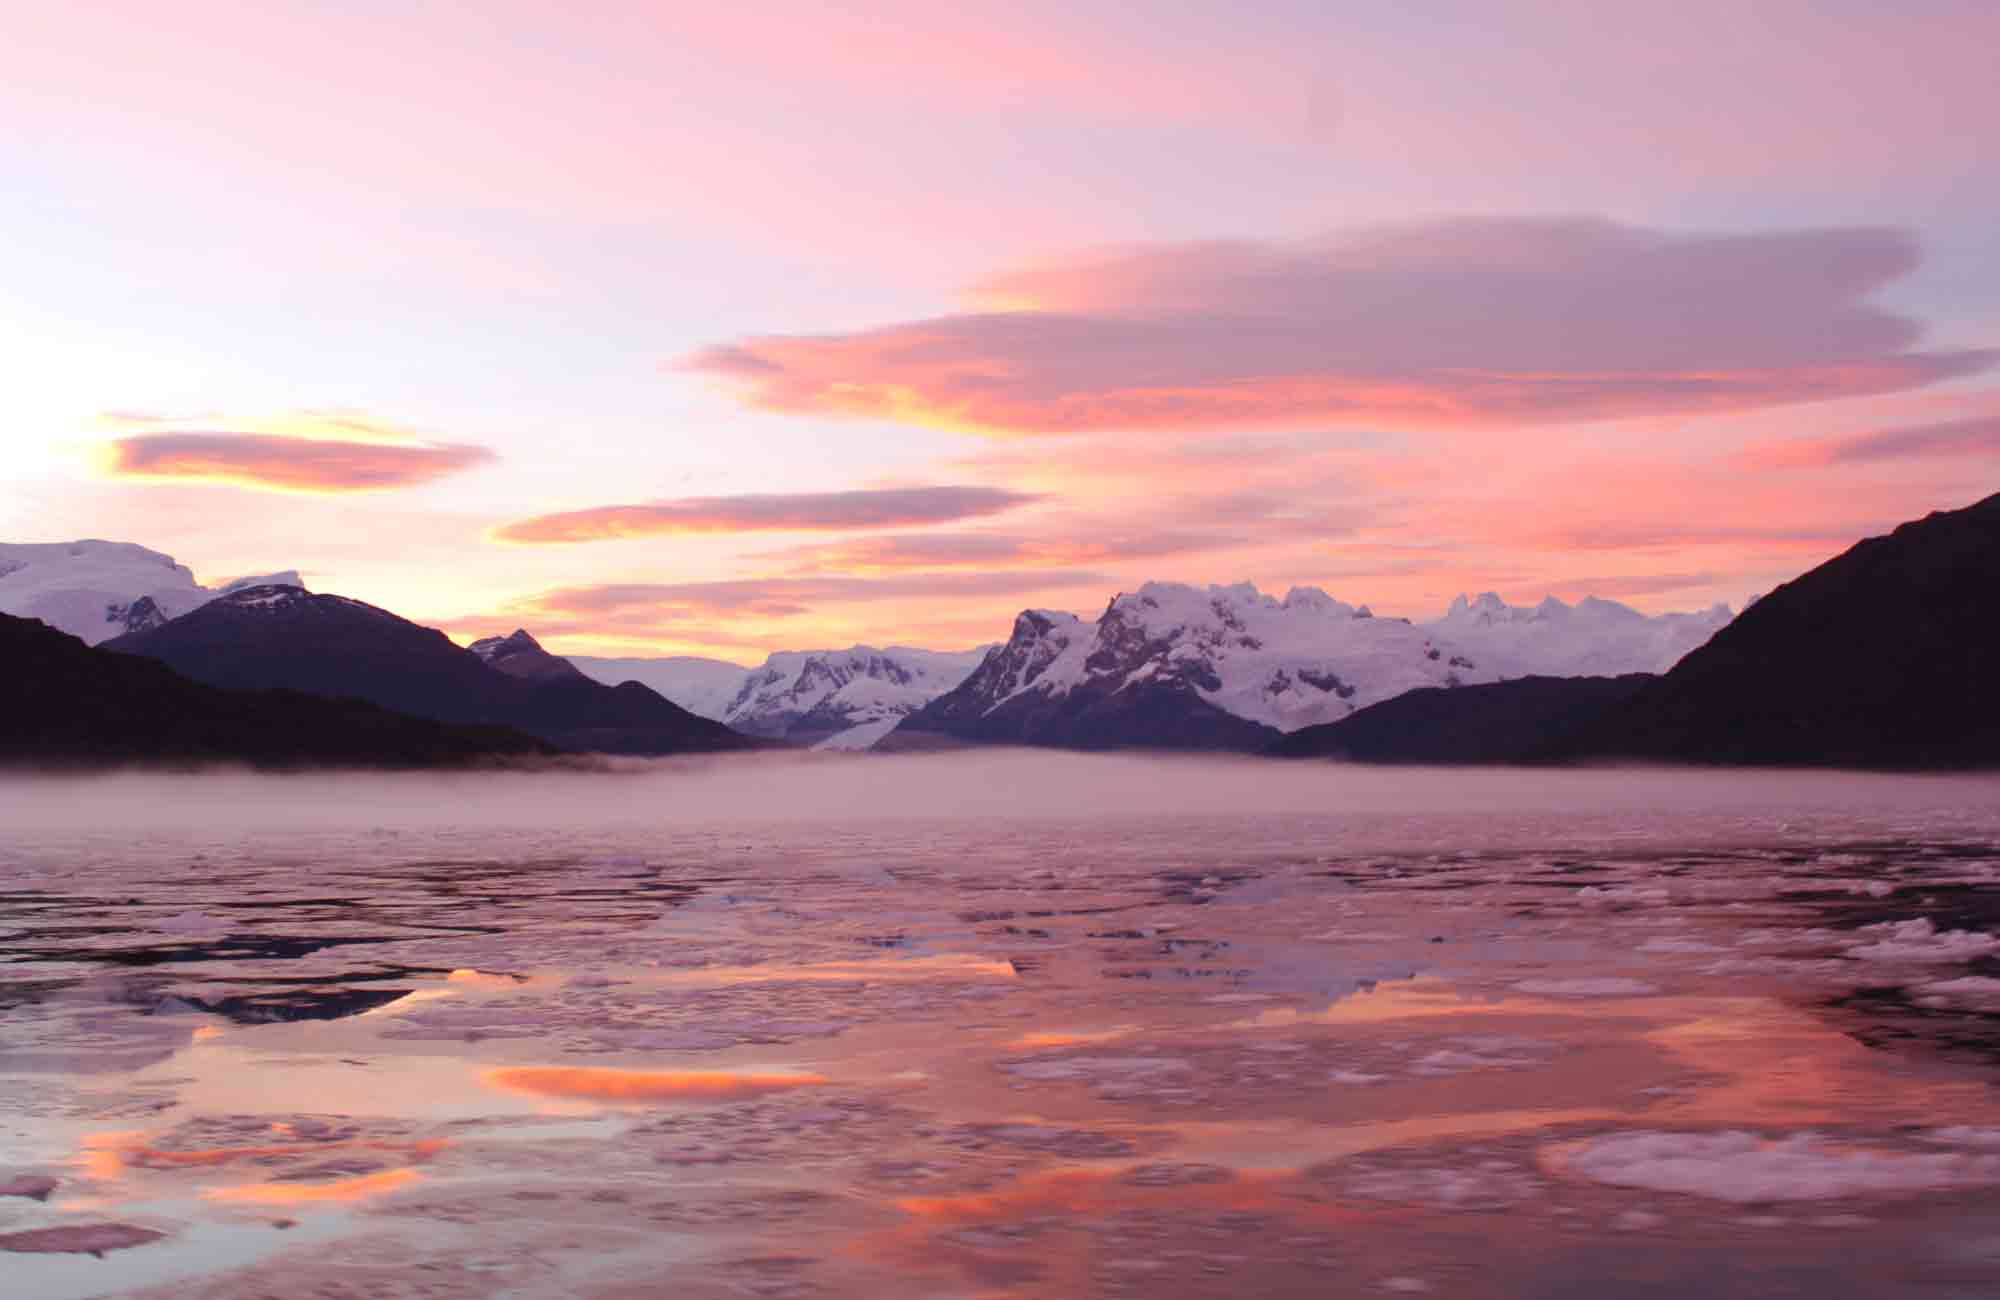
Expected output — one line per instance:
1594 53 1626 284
3 755 1999 1298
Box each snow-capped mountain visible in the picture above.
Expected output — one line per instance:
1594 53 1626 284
571 645 987 749
567 654 752 722
470 629 591 683
888 582 1732 752
105 586 752 755
722 646 989 748
0 540 301 645
1423 592 1731 679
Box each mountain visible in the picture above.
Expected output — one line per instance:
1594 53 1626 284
720 646 988 747
1423 593 1730 678
1559 493 2000 768
0 612 551 767
0 540 301 645
571 645 987 749
1270 675 1656 763
886 584 1490 751
104 587 755 755
568 653 751 721
885 582 1731 753
470 629 592 683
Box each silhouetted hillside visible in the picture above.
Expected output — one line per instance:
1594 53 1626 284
105 587 756 755
1560 493 2000 768
1 612 552 767
1271 675 1654 763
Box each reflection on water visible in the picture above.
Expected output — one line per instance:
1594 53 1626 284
2 761 1999 1297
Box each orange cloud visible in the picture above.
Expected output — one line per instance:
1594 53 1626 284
484 1066 825 1102
763 528 1236 574
686 219 1990 435
496 485 1038 544
103 432 494 492
508 570 1118 622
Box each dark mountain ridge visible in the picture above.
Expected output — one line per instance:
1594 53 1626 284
1558 492 2000 768
1 612 551 767
105 587 756 756
1271 674 1656 763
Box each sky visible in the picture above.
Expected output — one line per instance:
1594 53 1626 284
5 0 1996 662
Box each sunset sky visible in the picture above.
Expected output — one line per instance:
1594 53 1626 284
6 1 1996 661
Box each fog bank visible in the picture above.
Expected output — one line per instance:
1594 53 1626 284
2 750 1993 834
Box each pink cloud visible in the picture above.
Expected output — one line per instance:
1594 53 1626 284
495 486 1038 544
686 219 1989 435
105 433 494 492
517 570 1118 621
1751 413 2000 467
762 528 1237 574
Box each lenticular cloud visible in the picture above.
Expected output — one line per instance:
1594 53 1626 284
686 217 1991 435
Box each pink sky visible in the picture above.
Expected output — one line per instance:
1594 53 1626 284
5 1 1996 660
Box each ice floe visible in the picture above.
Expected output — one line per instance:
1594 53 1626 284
1561 1130 2000 1202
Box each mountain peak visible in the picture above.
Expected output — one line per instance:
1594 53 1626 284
0 539 297 645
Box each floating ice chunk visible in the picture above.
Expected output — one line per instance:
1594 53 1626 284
0 1175 56 1201
0 1223 165 1255
1638 937 1725 955
1328 1070 1388 1085
1001 1056 1191 1082
1513 978 1658 997
1912 976 2000 1012
154 910 231 936
1846 919 2000 963
1332 1162 1541 1210
1562 1130 2000 1202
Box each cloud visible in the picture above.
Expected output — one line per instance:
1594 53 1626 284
762 528 1238 574
684 218 1991 434
518 570 1118 621
495 485 1039 544
1752 413 2000 467
104 432 494 492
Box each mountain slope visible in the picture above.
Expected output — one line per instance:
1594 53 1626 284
568 654 751 721
1271 675 1655 763
887 585 1492 751
104 587 754 755
887 581 1734 753
0 612 550 767
572 644 986 747
471 629 592 683
1559 492 2000 768
720 646 988 745
0 540 301 644
1423 593 1729 678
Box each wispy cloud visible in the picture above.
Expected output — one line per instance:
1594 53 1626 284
104 432 494 493
1750 413 2000 467
686 218 1989 435
516 570 1117 620
762 528 1238 574
495 485 1039 544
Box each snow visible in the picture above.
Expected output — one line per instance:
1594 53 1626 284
575 644 986 744
0 540 300 644
568 654 751 719
812 717 902 751
1427 592 1730 679
958 581 1733 734
1561 1130 2000 1202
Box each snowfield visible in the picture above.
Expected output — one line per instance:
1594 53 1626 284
0 540 300 644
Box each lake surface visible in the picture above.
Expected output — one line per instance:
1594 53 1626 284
4 756 2000 1298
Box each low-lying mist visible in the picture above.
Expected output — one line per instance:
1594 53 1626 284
1 751 1990 835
